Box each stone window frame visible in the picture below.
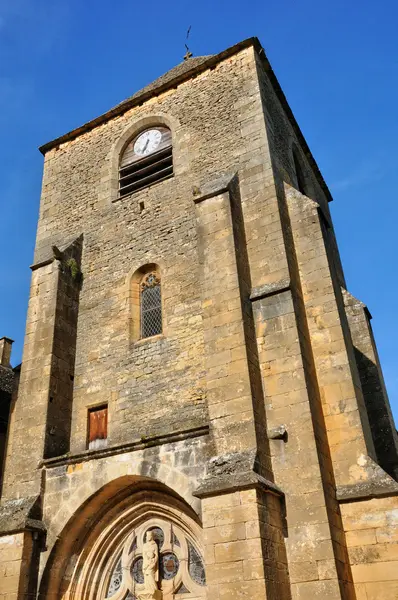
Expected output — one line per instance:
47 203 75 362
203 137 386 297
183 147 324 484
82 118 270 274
129 263 164 343
105 516 206 599
118 126 173 198
106 113 187 204
60 490 205 600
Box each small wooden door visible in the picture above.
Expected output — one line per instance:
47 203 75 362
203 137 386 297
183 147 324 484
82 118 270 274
88 406 108 449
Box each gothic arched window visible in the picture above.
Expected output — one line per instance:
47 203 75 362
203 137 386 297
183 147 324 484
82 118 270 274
140 272 162 339
130 265 163 342
56 490 206 600
105 518 206 599
119 127 173 197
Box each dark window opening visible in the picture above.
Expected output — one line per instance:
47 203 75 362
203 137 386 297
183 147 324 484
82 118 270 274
88 405 108 450
293 149 308 196
141 273 162 338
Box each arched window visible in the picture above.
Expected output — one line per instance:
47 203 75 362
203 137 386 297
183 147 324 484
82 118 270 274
49 487 207 600
140 271 162 338
106 517 206 599
119 127 173 197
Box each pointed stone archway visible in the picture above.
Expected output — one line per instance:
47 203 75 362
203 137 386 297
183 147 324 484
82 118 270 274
38 477 206 600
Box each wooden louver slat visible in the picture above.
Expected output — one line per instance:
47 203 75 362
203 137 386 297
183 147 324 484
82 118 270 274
119 145 173 197
122 171 173 196
119 152 172 183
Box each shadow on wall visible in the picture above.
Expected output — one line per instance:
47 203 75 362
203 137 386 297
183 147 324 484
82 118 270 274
354 347 398 480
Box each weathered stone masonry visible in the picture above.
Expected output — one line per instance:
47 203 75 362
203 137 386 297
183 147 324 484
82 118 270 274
0 37 397 600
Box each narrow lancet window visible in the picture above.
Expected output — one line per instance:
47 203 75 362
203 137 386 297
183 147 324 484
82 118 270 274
141 272 162 338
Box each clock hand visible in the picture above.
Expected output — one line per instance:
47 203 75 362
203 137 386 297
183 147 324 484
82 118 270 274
142 138 150 153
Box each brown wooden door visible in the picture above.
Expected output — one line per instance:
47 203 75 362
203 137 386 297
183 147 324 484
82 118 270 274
88 406 108 446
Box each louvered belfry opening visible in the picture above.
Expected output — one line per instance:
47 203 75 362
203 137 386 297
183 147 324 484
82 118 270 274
119 126 173 197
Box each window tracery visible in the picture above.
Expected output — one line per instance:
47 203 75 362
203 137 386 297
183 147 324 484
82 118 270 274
105 518 205 600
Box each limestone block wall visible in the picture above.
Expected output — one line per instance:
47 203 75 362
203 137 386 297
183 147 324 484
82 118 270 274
1 37 398 600
2 260 61 500
254 45 398 486
30 45 272 463
343 290 398 479
252 42 398 597
341 496 398 600
1 45 273 502
38 434 208 592
0 532 36 600
44 238 82 459
203 489 290 600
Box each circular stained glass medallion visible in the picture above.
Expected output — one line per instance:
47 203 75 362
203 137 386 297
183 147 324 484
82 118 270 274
160 552 179 580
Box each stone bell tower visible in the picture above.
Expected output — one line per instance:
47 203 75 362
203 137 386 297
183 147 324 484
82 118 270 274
0 37 397 600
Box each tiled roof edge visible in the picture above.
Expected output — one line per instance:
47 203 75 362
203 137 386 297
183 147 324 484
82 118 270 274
254 46 333 202
39 37 258 155
38 36 332 202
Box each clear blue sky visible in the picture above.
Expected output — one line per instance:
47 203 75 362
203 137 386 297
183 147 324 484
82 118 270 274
0 0 397 421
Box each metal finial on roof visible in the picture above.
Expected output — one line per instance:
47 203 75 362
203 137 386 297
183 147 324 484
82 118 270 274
184 25 193 60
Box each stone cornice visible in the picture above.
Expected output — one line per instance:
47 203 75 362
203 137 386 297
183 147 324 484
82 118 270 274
39 39 258 155
193 449 284 500
337 478 398 503
194 471 284 499
40 425 209 469
250 278 291 302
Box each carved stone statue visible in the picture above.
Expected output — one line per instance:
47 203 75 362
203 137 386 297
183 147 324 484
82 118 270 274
139 531 162 600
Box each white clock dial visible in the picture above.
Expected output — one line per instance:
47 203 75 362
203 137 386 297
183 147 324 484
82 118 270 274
134 129 162 156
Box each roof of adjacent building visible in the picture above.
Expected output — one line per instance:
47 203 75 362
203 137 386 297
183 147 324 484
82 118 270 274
0 365 14 396
38 37 332 202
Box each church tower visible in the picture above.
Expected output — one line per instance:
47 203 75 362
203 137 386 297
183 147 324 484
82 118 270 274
1 37 397 600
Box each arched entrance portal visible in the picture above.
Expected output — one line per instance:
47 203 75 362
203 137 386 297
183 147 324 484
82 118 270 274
39 478 206 600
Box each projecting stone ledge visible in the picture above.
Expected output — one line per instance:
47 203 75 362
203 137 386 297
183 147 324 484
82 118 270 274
192 171 237 203
193 449 283 499
337 458 398 502
0 496 45 536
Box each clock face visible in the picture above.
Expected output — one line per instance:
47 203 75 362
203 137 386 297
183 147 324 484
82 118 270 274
134 129 162 157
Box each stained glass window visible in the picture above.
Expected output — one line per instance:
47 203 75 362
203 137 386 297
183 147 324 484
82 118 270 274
160 552 179 580
146 526 164 549
131 557 144 584
172 530 181 547
141 273 162 338
103 519 205 598
107 557 123 597
188 542 206 586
